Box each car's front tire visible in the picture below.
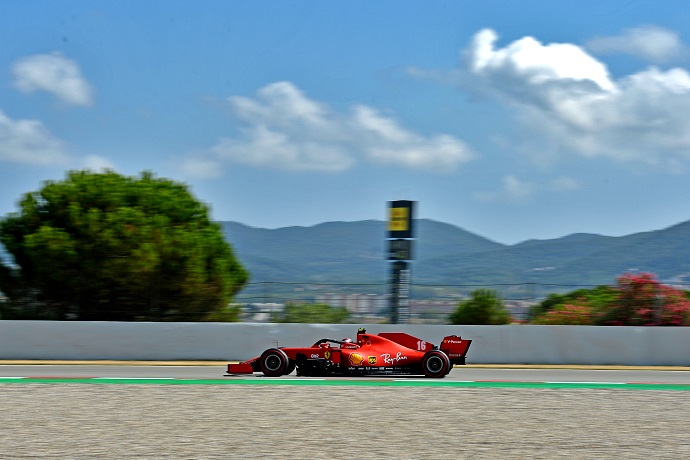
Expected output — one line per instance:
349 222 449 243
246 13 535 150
259 348 289 377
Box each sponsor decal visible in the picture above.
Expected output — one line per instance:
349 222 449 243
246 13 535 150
349 353 364 366
380 352 408 365
368 356 377 365
311 354 320 359
324 351 331 360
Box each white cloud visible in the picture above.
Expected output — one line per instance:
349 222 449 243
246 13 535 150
211 124 355 173
519 65 690 166
586 26 686 63
414 28 690 169
229 81 333 132
12 52 93 106
0 109 69 166
352 105 472 171
503 175 535 201
468 29 615 92
184 81 474 177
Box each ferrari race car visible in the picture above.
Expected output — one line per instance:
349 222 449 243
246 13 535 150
226 328 472 378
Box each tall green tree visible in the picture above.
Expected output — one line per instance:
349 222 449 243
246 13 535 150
449 289 511 325
0 170 248 321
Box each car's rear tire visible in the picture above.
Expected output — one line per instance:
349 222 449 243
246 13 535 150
260 348 289 377
284 359 296 376
421 350 450 378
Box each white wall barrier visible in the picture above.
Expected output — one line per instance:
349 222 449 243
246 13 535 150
0 321 688 365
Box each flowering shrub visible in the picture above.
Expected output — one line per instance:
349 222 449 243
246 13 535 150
599 273 690 326
530 272 690 326
532 302 595 325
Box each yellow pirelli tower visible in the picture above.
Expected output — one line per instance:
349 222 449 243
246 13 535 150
387 200 415 324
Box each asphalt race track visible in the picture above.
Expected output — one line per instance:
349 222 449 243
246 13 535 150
2 365 690 458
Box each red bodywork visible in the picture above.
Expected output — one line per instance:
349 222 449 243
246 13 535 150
226 328 471 378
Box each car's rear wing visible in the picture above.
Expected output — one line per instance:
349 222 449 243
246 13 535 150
439 335 472 365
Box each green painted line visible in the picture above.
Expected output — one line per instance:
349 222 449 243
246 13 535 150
1 377 689 391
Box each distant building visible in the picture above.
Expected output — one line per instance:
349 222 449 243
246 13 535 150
504 300 533 322
241 302 284 322
409 300 457 317
316 293 387 315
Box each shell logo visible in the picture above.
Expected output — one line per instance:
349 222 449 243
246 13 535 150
349 353 364 366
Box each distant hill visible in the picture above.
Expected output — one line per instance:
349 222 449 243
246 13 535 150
220 219 503 283
3 219 688 295
220 219 690 289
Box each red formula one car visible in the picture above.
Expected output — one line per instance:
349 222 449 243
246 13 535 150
226 328 472 378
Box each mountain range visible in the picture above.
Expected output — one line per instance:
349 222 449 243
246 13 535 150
221 219 690 292
3 219 688 298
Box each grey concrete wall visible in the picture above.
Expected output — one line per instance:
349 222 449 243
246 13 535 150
0 321 688 365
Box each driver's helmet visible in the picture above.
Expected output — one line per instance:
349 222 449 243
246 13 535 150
342 338 353 343
341 337 356 348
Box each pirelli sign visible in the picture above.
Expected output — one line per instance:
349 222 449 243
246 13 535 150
388 200 414 239
387 200 415 324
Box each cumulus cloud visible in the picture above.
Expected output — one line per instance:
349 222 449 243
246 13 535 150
184 81 474 176
468 29 615 92
0 109 69 166
503 175 535 201
352 105 471 171
413 28 690 169
586 26 686 63
12 52 93 106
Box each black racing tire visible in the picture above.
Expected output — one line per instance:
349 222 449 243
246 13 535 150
259 348 289 377
284 359 296 376
421 350 451 378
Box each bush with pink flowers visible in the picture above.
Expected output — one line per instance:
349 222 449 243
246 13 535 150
598 273 690 326
530 272 690 326
532 302 596 325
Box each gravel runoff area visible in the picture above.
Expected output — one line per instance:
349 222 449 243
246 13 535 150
2 384 689 459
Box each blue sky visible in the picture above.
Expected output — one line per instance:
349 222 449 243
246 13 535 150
2 1 690 244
